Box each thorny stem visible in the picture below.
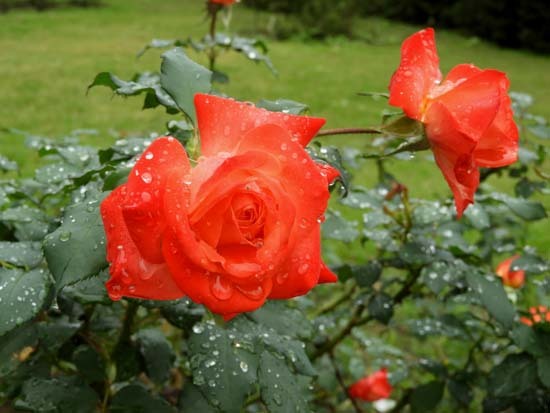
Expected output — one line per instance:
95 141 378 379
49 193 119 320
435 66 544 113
100 301 139 412
311 304 367 360
311 268 422 360
113 301 139 353
316 127 381 137
312 283 357 318
329 351 364 413
208 5 219 71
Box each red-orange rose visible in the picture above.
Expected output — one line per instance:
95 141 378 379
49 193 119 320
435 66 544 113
495 255 525 289
389 28 519 218
349 368 393 402
209 0 237 6
100 94 338 318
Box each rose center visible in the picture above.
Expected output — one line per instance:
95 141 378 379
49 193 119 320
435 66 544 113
231 193 266 242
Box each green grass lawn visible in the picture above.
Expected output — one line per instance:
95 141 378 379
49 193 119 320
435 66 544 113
0 0 548 249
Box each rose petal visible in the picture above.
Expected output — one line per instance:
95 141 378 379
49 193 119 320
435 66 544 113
388 28 442 120
101 186 185 300
269 226 322 299
424 102 479 218
474 75 519 167
122 136 191 263
163 231 272 316
430 69 503 142
319 261 338 283
194 93 325 156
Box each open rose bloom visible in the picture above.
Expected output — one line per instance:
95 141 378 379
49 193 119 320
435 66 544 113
100 94 338 318
349 368 393 402
389 28 519 217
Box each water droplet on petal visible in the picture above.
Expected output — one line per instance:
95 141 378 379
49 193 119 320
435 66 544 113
236 284 264 300
141 172 152 184
297 263 310 275
108 283 122 301
144 152 154 160
276 272 289 285
210 275 234 301
141 192 151 202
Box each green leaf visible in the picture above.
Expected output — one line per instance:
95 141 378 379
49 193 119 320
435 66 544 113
137 38 188 58
135 328 175 384
511 324 550 356
44 197 108 291
537 355 550 388
463 203 490 229
321 211 359 242
399 239 437 266
448 379 473 407
159 297 205 330
38 316 81 352
73 345 106 383
178 383 218 413
340 189 382 210
491 193 547 221
229 316 315 377
465 272 516 329
510 254 549 275
487 353 537 397
110 384 176 413
0 323 39 376
256 99 308 115
368 293 394 324
247 301 312 340
0 268 51 337
1 206 50 241
188 322 255 413
382 116 423 137
528 124 550 139
15 376 99 413
227 35 277 75
258 351 308 413
62 268 110 304
0 241 43 268
307 144 349 195
160 48 212 123
410 380 445 413
88 72 178 114
352 261 382 288
0 154 18 172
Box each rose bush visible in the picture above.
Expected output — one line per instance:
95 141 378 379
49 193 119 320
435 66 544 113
1 2 549 410
389 28 519 217
101 94 338 318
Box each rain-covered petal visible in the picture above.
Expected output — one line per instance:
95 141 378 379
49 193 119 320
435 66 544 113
424 102 479 218
388 28 442 120
194 93 325 156
101 186 185 301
